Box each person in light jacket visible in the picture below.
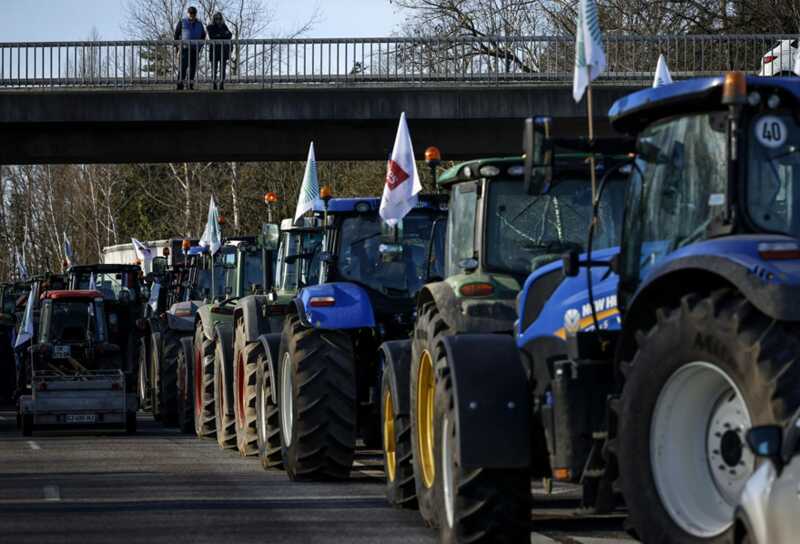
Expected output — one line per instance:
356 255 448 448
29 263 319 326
174 6 206 90
206 12 233 90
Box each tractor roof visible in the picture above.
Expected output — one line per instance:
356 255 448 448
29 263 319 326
610 75 800 135
42 290 102 301
68 264 141 273
310 196 445 213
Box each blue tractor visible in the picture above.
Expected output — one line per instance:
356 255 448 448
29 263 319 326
429 73 800 544
263 194 447 480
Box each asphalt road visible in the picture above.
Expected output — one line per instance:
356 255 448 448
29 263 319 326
0 409 633 543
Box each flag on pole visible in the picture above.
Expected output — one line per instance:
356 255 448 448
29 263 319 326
14 283 38 348
380 112 423 227
131 238 153 268
63 232 74 267
199 196 222 255
294 142 320 224
653 54 673 87
572 0 606 103
15 249 28 280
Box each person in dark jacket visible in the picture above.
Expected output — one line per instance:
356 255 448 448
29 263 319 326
174 6 206 90
206 12 233 90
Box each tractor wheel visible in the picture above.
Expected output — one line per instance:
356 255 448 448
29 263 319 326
437 368 530 543
381 361 417 509
149 334 162 422
278 315 357 480
618 290 800 544
137 338 151 412
193 325 216 438
21 414 33 437
410 301 453 526
176 336 195 434
214 337 237 450
256 339 283 470
157 331 181 426
125 412 137 434
233 320 259 456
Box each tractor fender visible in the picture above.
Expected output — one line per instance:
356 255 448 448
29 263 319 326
257 333 282 404
235 295 267 342
418 281 516 335
196 305 216 341
441 334 530 469
214 321 235 411
296 282 376 330
166 301 195 332
379 339 412 416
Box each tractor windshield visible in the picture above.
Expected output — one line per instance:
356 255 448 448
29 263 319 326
747 112 800 236
75 271 141 302
277 230 324 293
336 210 439 298
486 177 625 276
39 300 106 344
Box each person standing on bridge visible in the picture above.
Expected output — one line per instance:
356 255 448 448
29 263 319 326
174 6 206 90
206 12 232 90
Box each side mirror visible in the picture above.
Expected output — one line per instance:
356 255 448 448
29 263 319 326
260 223 280 251
746 425 783 467
562 250 580 277
523 116 553 195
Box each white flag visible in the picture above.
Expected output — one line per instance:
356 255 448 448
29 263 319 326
295 142 321 224
572 0 606 103
199 196 222 255
794 44 800 76
89 272 96 291
15 249 28 280
14 283 38 348
63 232 74 267
380 113 422 227
131 238 153 267
653 54 673 87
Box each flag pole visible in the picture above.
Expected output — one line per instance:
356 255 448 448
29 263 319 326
586 66 598 203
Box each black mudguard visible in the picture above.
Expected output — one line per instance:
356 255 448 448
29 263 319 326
237 295 267 342
442 334 530 469
380 339 412 415
257 333 282 404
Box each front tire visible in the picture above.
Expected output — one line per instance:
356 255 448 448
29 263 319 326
278 316 357 480
256 339 283 470
410 301 452 526
381 359 417 509
177 336 195 434
137 338 151 412
619 290 800 544
214 336 236 450
193 326 216 438
233 320 259 456
158 331 181 426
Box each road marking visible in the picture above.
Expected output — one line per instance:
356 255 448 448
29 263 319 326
42 486 60 502
27 441 40 450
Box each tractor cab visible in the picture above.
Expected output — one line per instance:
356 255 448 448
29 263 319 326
275 217 325 297
33 290 119 374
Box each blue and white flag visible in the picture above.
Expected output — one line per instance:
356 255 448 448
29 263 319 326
14 283 37 348
199 196 222 255
573 0 606 103
653 54 673 87
294 142 320 224
15 249 28 280
63 232 74 267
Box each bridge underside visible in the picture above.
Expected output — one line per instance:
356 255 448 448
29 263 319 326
0 86 637 164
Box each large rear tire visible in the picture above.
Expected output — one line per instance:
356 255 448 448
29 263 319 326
193 325 216 438
233 319 259 456
410 301 452 526
619 290 800 544
381 359 417 509
436 364 530 543
256 335 282 470
176 336 195 434
214 335 237 450
158 331 181 426
278 316 357 480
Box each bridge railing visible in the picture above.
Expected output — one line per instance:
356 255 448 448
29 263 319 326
0 34 790 89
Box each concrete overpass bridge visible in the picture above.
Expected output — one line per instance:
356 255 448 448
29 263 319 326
0 34 777 164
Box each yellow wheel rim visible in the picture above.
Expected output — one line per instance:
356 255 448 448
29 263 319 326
384 389 397 482
416 350 436 489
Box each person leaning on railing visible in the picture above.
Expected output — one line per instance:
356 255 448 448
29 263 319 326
173 5 206 90
207 12 232 90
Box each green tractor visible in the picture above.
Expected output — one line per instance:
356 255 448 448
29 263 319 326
190 230 280 449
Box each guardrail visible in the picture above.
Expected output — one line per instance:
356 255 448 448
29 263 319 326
0 34 792 90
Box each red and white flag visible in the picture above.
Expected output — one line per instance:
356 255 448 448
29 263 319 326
380 112 422 226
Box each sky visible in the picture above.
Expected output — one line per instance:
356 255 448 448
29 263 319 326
4 0 400 42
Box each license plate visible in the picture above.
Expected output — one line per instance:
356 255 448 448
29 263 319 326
65 414 96 424
53 345 71 359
